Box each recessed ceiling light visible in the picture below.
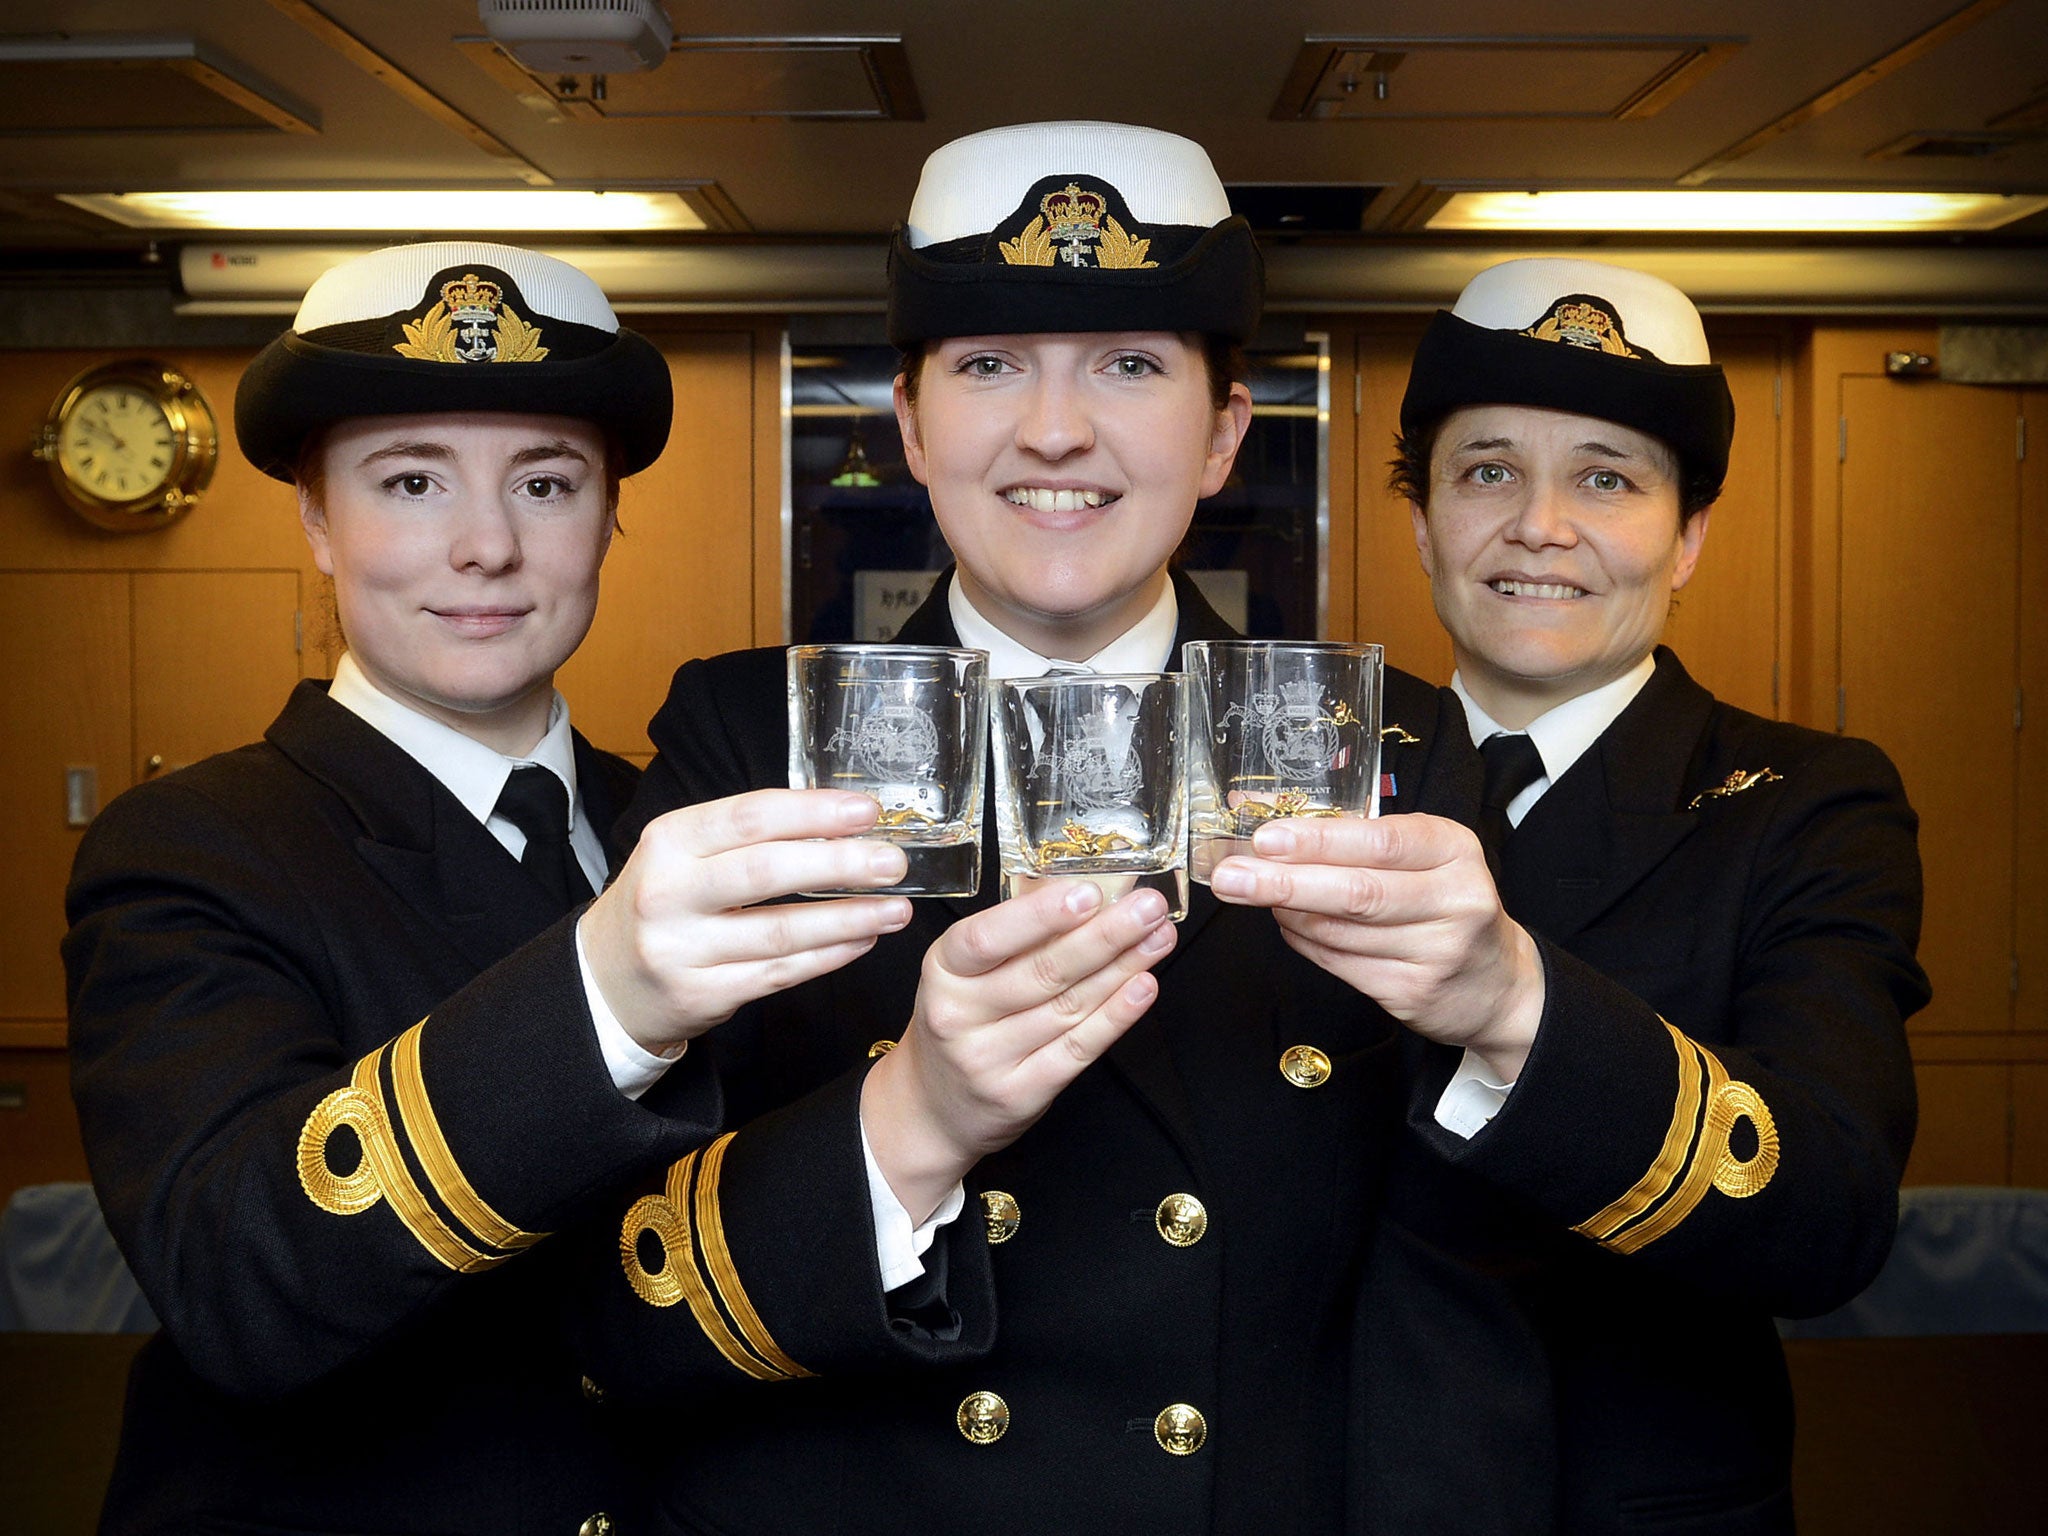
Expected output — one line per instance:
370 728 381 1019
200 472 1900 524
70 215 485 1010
56 189 707 233
1425 189 2048 233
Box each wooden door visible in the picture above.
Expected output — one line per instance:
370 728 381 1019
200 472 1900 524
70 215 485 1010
132 570 302 781
1662 332 1785 719
0 574 130 1035
1839 377 2021 1039
1352 323 1451 684
558 331 760 759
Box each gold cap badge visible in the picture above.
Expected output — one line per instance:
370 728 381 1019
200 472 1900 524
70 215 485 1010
395 272 549 364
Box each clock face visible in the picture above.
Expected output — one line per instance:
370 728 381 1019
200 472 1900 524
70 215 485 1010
56 383 179 502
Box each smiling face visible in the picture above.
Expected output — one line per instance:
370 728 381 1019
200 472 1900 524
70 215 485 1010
895 332 1251 661
1411 404 1709 728
299 411 614 754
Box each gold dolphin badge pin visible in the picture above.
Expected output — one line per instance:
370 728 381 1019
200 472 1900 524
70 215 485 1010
1688 768 1783 811
1379 723 1421 746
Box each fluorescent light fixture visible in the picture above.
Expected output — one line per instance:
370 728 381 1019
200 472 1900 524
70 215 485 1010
1426 189 2048 234
57 189 707 233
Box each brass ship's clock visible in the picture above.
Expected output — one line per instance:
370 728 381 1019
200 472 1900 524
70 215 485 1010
33 359 219 532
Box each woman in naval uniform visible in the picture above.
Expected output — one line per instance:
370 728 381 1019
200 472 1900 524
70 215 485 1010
63 241 913 1536
570 122 1542 1536
1228 258 1925 1535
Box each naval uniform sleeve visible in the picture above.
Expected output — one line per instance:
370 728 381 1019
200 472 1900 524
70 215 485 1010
1411 733 1926 1317
64 777 722 1401
579 1064 996 1396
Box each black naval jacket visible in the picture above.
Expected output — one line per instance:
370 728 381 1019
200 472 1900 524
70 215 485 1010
1353 648 1927 1536
578 573 1476 1536
64 682 721 1536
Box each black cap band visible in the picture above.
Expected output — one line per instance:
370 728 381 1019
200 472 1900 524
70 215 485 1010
886 216 1263 348
1400 311 1735 495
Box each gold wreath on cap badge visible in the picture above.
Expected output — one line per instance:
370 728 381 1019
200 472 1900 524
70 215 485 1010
1000 181 1158 270
1520 296 1639 359
395 273 549 365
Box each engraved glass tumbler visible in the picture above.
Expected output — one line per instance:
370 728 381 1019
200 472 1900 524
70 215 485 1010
786 644 989 897
1184 640 1382 885
991 672 1189 920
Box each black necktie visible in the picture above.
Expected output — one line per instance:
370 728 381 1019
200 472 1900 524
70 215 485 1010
1478 732 1546 863
494 765 595 913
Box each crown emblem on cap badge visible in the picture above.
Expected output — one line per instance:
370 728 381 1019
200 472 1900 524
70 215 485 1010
394 272 550 365
1519 296 1640 359
999 180 1158 271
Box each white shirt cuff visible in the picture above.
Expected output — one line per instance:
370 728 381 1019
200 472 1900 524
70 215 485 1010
575 915 683 1102
1434 1049 1516 1139
861 1118 966 1292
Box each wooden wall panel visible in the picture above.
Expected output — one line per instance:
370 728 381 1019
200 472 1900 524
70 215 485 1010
1352 321 1451 684
1661 330 1785 719
0 350 306 573
1903 1063 2010 1186
0 1048 89 1207
1839 377 2020 1038
132 571 303 781
2019 389 2047 1040
0 574 130 1034
556 331 759 756
2013 1064 2048 1187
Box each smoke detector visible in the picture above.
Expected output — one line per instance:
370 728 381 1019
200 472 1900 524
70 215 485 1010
478 0 674 75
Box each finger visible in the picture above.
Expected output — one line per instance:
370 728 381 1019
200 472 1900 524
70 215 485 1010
1209 856 1481 927
988 917 1176 1059
676 896 913 968
653 788 884 860
694 937 890 1021
941 883 1173 1007
688 836 909 911
1247 811 1479 873
936 879 1115 980
1010 967 1162 1101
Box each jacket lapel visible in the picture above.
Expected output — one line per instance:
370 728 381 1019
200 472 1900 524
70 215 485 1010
265 681 563 973
573 730 639 880
1501 649 1713 940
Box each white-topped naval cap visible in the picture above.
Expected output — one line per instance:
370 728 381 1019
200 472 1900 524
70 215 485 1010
1450 257 1710 367
292 240 621 335
904 121 1233 249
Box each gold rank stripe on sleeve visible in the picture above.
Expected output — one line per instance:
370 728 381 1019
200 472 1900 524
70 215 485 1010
344 1047 501 1273
617 1140 814 1382
690 1133 814 1380
1571 1020 1782 1255
388 1021 544 1254
293 1036 528 1273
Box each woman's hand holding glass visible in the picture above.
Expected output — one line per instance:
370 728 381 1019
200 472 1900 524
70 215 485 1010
578 788 916 1054
860 880 1177 1224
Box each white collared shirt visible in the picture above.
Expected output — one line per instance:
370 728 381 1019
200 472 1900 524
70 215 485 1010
948 572 1181 679
1433 654 1659 1139
866 573 1180 1290
327 653 674 1100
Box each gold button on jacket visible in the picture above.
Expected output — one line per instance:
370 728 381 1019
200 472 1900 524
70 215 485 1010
1279 1044 1332 1087
1155 1193 1208 1247
578 1514 613 1536
579 1375 605 1404
981 1190 1021 1244
1154 1403 1208 1456
957 1390 1010 1445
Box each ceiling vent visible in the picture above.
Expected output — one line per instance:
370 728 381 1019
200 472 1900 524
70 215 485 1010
477 0 673 75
